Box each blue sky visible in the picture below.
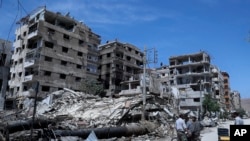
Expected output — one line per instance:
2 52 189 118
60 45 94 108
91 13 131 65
1 0 250 98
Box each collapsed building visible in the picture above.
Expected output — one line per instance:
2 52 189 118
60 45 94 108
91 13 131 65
7 6 101 109
1 88 179 141
0 5 242 141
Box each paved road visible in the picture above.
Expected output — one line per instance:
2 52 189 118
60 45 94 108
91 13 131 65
201 118 250 141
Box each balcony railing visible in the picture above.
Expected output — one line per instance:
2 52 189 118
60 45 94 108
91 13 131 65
212 77 218 82
28 30 38 39
24 74 33 82
24 60 35 68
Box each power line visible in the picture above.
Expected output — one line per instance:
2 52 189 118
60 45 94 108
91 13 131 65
6 0 29 42
6 0 19 42
17 0 28 15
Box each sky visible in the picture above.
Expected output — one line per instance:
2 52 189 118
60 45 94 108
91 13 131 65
0 0 250 98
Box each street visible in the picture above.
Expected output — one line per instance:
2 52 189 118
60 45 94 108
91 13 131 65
201 118 250 141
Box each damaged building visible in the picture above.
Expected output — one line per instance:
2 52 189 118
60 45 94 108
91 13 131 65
154 52 237 115
222 71 232 112
7 6 101 108
0 39 12 111
1 5 243 141
167 51 213 112
211 65 225 110
98 40 144 96
231 90 241 110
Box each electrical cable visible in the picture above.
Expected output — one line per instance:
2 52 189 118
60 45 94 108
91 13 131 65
17 0 28 15
6 0 19 42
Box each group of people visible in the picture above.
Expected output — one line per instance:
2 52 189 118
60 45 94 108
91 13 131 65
175 113 201 141
175 111 244 141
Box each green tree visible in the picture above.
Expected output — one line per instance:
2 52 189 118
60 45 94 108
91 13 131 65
81 79 105 96
220 110 229 119
202 94 220 117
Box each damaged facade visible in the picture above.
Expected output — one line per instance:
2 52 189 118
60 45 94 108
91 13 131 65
98 40 143 96
0 6 244 141
168 51 212 112
7 7 101 108
221 71 231 111
154 52 241 114
211 65 225 110
231 90 241 110
0 39 12 111
154 65 171 97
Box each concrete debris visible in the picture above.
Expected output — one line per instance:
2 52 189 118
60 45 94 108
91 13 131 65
201 116 217 127
1 88 181 140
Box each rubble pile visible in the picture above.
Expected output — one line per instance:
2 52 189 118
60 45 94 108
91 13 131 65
36 88 147 128
2 88 178 140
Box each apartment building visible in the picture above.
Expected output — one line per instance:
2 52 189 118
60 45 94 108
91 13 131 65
154 65 171 97
98 40 143 96
211 65 225 109
0 39 12 110
7 7 101 107
168 51 212 111
221 71 231 112
231 90 241 110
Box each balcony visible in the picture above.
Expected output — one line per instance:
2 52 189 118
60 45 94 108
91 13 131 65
212 77 218 82
28 30 38 39
14 40 23 48
24 60 35 68
22 91 31 97
24 75 33 82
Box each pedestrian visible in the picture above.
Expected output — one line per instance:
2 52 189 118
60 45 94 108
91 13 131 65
190 116 201 141
186 116 193 141
233 112 244 125
176 114 188 141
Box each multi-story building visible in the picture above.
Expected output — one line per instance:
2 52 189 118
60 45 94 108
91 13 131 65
7 7 101 108
98 40 143 96
221 71 231 112
0 39 12 110
168 51 212 111
211 65 225 109
154 65 171 97
231 90 241 110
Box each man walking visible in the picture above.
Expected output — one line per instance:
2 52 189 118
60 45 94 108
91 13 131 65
189 116 201 141
234 112 244 125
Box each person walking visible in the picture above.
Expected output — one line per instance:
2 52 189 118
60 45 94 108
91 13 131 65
189 116 201 141
186 116 193 141
176 114 188 141
234 112 244 125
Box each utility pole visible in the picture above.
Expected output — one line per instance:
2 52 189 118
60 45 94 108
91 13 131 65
141 47 158 121
142 47 147 121
198 79 203 120
30 82 39 141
